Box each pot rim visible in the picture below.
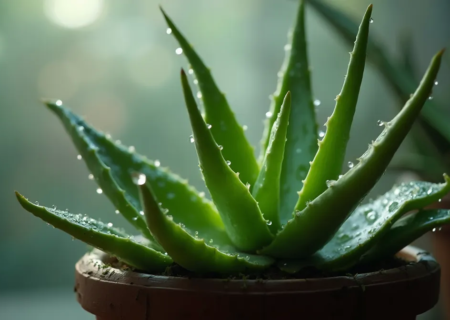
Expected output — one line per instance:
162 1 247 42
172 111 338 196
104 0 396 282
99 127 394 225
76 245 438 294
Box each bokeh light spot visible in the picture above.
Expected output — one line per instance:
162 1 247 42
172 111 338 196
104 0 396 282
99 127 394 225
44 0 104 29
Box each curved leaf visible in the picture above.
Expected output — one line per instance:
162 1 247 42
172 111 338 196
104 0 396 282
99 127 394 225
296 5 372 211
138 178 274 273
280 177 450 273
16 192 171 272
252 92 291 233
362 209 450 264
181 70 273 252
260 50 443 259
161 8 259 187
45 101 225 244
260 0 318 223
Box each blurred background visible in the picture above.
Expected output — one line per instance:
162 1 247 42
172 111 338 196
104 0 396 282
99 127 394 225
0 0 449 318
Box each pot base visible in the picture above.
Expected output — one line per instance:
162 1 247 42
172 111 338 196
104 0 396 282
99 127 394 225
75 246 439 320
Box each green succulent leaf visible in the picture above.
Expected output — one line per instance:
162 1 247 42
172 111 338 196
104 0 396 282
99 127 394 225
307 0 450 171
45 101 225 245
181 70 273 252
138 178 274 273
161 8 259 187
296 4 372 211
280 177 450 273
260 50 443 259
252 92 291 233
16 192 171 272
362 209 450 264
260 0 318 223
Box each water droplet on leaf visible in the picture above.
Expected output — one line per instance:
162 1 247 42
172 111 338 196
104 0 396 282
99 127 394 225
348 161 354 168
132 173 146 185
96 188 103 194
175 48 183 55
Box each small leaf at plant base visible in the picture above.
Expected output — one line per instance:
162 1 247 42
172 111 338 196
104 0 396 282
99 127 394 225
252 92 291 233
296 4 372 211
260 0 318 224
181 70 273 252
362 209 450 264
16 192 172 272
261 50 443 259
281 177 450 273
45 101 226 246
138 180 274 273
160 8 259 187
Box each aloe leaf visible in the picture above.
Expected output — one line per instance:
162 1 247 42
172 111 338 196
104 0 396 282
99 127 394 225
138 178 274 273
45 101 224 244
281 177 450 273
362 209 450 264
181 70 273 252
260 0 318 224
260 51 443 259
16 192 172 272
160 8 259 187
296 5 372 211
252 93 291 233
307 0 450 160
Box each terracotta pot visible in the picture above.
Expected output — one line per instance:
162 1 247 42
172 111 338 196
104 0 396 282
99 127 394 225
74 246 439 320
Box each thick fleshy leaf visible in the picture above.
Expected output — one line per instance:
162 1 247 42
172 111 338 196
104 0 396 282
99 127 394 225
279 177 450 273
252 93 291 233
307 0 450 169
45 101 224 243
362 209 450 264
16 192 171 272
161 8 259 187
138 178 274 273
181 70 273 252
296 5 372 211
260 51 443 259
260 0 318 223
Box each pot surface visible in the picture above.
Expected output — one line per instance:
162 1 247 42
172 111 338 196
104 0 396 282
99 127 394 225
75 246 439 320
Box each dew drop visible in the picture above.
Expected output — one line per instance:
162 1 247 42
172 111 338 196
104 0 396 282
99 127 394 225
78 126 84 132
245 183 250 190
115 210 120 214
338 174 343 179
209 239 214 244
154 160 161 167
193 79 199 85
207 124 212 129
175 48 183 55
226 160 231 166
319 131 325 138
197 92 202 99
366 211 376 221
326 180 337 188
107 222 113 228
435 81 439 86
128 146 136 152
88 174 94 180
439 198 442 203
199 192 205 198
266 220 272 226
77 155 82 160
313 99 321 107
55 100 63 106
166 28 172 35
348 161 354 168
284 44 291 51
188 68 194 75
377 120 384 127
139 211 144 216
96 188 103 194
242 125 248 131
427 188 433 195
428 96 433 100
370 18 374 23
132 173 146 185
265 111 273 118
218 145 223 150
189 135 195 143
388 201 399 212
132 217 138 221
432 228 437 232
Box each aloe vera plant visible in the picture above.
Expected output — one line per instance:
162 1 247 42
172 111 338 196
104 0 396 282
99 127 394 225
16 2 450 275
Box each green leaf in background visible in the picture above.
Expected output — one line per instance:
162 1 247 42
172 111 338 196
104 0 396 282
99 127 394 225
46 101 225 245
296 4 372 211
362 209 450 264
261 50 443 259
252 92 291 233
161 8 259 187
181 70 273 252
260 0 318 224
16 192 172 272
138 177 274 273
